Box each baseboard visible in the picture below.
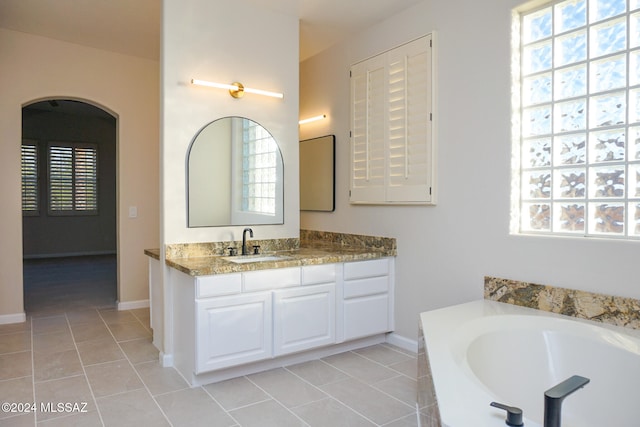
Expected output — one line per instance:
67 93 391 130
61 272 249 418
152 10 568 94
0 312 27 325
386 332 418 353
117 299 149 311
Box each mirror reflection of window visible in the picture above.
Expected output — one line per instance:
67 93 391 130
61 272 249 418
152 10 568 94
187 116 284 227
241 119 277 215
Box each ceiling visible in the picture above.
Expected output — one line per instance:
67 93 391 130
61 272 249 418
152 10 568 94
0 0 423 61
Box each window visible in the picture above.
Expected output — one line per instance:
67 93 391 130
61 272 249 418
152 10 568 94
350 34 436 205
21 142 39 215
515 0 640 238
48 142 98 215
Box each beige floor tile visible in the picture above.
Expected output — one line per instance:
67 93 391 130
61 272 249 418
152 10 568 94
97 388 169 427
383 413 421 427
32 331 74 355
0 322 30 336
0 413 35 426
118 338 158 364
37 410 103 426
229 399 305 427
76 337 124 366
371 375 418 406
84 360 143 398
0 376 35 420
320 378 414 425
128 308 150 329
98 310 137 325
34 349 83 382
32 315 69 335
0 351 32 380
65 309 102 325
69 321 112 343
354 344 414 366
0 331 31 355
291 397 375 427
134 361 188 396
155 387 236 427
34 375 96 422
203 376 270 411
322 351 399 384
247 368 326 408
106 322 150 342
389 359 418 379
285 360 348 387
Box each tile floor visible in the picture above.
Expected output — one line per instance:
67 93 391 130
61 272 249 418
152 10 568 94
0 257 419 426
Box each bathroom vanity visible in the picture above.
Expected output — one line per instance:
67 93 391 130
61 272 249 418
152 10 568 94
146 231 396 386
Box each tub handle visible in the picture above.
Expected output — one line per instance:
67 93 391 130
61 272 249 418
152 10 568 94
490 401 524 426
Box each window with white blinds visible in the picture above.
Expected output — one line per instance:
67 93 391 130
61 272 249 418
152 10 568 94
350 34 436 204
48 142 98 215
21 142 39 214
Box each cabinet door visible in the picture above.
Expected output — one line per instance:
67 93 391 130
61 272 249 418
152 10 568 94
273 284 336 356
195 292 272 373
343 294 389 341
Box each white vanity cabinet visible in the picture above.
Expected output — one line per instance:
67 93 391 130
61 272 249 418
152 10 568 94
196 291 272 373
341 258 394 341
167 258 393 386
273 263 338 356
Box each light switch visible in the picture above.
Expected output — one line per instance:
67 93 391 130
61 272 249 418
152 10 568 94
128 206 138 218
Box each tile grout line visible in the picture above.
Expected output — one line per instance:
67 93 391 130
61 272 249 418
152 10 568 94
96 308 178 427
65 309 106 427
242 373 313 427
29 315 37 427
199 384 245 427
283 362 381 426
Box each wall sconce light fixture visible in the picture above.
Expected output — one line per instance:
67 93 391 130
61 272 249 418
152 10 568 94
191 79 284 99
298 114 327 125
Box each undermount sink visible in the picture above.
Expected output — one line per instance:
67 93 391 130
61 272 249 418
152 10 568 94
222 254 293 264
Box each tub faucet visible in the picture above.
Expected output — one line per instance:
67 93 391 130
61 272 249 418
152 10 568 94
242 228 253 255
544 375 590 427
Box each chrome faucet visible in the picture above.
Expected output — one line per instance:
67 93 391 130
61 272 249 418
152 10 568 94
241 227 253 255
544 375 590 427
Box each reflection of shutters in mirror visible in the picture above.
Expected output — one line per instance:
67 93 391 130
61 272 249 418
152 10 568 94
48 143 98 215
350 34 436 205
21 141 39 215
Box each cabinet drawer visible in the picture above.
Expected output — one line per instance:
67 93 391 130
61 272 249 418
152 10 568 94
343 259 389 280
343 275 389 298
243 267 300 292
196 274 242 298
301 264 336 285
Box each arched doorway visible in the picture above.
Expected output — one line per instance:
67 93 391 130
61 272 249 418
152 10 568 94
21 99 117 314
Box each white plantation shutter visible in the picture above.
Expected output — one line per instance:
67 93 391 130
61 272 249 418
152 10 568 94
351 55 386 202
350 34 435 204
74 146 98 211
48 143 98 214
21 142 39 213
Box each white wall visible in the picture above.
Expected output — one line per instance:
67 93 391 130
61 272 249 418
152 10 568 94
300 0 639 341
161 0 299 246
0 29 160 318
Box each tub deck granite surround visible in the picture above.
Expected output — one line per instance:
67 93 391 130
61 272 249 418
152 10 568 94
484 276 640 330
147 230 397 276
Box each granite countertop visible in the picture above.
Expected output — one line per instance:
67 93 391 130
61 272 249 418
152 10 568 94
144 230 397 277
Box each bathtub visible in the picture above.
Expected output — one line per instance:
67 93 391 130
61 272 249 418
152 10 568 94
419 300 640 427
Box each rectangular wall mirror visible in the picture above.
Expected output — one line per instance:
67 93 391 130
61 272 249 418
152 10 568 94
300 135 335 212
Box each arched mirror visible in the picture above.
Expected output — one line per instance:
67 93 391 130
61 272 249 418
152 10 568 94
187 117 284 227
